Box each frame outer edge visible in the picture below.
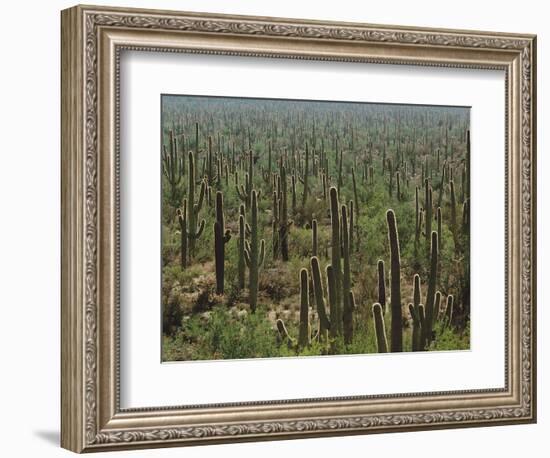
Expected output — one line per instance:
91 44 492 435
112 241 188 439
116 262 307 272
61 5 86 453
529 35 537 423
60 4 537 452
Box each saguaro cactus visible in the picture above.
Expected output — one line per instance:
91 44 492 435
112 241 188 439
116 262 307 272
437 207 442 253
162 130 185 205
186 151 206 260
298 268 310 348
422 231 439 348
443 294 454 329
205 136 219 187
276 319 296 348
236 149 256 209
373 303 388 353
244 190 265 313
351 167 360 219
377 260 386 313
311 218 318 257
214 192 231 294
337 139 343 191
238 213 246 290
301 142 309 206
176 200 188 268
348 200 355 254
386 209 403 352
278 165 292 261
310 256 331 337
414 187 421 252
341 204 353 345
424 179 432 246
450 179 457 247
329 187 343 336
410 274 423 351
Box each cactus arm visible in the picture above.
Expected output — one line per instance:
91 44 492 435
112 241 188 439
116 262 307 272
311 256 331 331
244 246 251 268
443 294 454 329
349 291 356 311
192 219 205 239
236 183 247 201
196 180 206 212
223 230 231 244
377 260 386 313
434 291 442 322
386 209 403 352
312 219 318 257
276 319 296 348
258 239 265 267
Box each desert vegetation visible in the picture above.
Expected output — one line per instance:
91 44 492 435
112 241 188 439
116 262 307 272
161 95 470 361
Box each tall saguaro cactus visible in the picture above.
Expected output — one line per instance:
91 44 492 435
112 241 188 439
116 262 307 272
424 178 432 246
238 213 246 290
386 209 403 352
301 142 309 206
341 204 353 345
244 190 265 313
162 130 185 206
311 218 318 257
186 151 206 260
236 149 256 210
298 268 310 348
278 165 292 261
422 231 439 348
329 187 343 336
213 192 231 294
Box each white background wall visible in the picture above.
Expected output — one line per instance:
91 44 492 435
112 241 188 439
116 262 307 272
0 0 545 456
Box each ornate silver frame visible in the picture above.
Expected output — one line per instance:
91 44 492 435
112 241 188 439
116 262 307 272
61 4 537 453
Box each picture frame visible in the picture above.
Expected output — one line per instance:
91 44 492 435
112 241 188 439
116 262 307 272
61 4 537 453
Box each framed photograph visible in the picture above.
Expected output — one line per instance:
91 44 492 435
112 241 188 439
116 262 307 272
61 4 537 453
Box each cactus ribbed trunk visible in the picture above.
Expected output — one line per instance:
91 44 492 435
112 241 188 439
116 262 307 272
443 294 454 329
244 190 265 313
279 166 290 262
351 167 360 219
373 303 388 353
341 204 353 345
422 231 439 348
302 142 309 206
312 219 318 257
186 151 205 260
424 179 432 246
329 187 343 337
298 269 310 348
450 179 457 247
310 256 331 334
214 191 231 294
386 209 403 352
238 213 246 290
377 260 386 314
411 274 422 351
177 199 188 268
